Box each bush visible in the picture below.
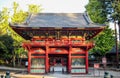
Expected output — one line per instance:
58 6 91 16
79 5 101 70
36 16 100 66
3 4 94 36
0 59 5 65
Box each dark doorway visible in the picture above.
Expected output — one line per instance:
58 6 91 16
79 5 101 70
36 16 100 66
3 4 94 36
56 58 61 64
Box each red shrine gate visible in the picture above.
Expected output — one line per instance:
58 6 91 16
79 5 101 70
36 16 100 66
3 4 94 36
10 13 105 74
22 36 94 74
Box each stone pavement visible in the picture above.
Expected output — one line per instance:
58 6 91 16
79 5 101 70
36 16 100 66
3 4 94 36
44 69 120 78
0 66 120 78
0 66 27 71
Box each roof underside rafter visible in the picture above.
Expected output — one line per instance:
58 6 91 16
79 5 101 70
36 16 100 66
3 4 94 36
11 26 104 40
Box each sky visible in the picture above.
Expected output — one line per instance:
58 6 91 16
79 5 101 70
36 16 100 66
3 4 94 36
0 0 89 13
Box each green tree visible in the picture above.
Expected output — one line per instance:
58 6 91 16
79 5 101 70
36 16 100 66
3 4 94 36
11 2 28 24
10 2 28 42
0 2 42 67
0 35 14 64
13 40 27 66
90 26 115 56
86 0 115 58
112 0 120 21
0 8 10 34
0 41 7 64
86 0 107 24
28 4 42 14
113 2 120 66
11 2 42 67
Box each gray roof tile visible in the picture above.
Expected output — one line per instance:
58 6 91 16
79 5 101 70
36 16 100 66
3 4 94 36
24 13 103 27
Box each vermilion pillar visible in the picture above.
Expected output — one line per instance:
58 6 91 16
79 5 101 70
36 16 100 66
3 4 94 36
45 44 49 73
86 51 88 73
28 51 31 73
68 45 72 73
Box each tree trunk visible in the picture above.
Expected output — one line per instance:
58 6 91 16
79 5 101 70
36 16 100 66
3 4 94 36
20 57 22 66
118 21 120 41
17 57 19 66
13 55 16 67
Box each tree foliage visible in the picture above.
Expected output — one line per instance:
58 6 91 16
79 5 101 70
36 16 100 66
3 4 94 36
86 0 107 24
28 4 42 14
90 26 115 56
0 2 42 66
0 8 10 35
13 40 27 66
0 35 14 63
11 2 28 24
10 2 41 66
111 0 120 21
86 0 115 56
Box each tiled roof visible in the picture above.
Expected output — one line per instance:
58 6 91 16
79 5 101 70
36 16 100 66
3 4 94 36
12 13 104 28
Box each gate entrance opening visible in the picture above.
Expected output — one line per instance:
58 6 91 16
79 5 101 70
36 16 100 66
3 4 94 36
49 54 68 73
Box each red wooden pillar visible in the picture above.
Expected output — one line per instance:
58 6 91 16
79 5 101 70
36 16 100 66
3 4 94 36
45 43 49 73
28 51 31 73
68 45 72 73
86 51 88 74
